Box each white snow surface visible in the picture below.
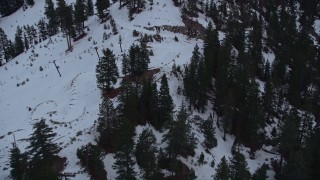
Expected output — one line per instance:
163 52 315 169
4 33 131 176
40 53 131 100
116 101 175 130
0 0 278 179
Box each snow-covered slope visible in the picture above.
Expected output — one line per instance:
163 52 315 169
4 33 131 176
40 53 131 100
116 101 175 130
0 0 278 179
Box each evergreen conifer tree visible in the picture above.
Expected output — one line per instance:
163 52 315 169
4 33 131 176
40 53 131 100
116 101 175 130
252 164 268 180
44 0 58 36
77 143 107 179
86 0 94 16
113 119 137 180
0 28 12 64
163 105 196 160
96 48 119 93
201 114 217 149
95 0 110 20
9 145 28 180
74 0 87 35
26 119 61 179
157 74 173 130
97 97 119 151
14 26 24 56
135 128 162 179
214 156 230 180
229 152 251 180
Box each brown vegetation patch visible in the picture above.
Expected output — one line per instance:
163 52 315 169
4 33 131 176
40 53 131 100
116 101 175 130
73 33 87 42
103 68 161 99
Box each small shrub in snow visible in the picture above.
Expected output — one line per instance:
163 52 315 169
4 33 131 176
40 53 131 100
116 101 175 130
39 66 43 71
133 29 139 37
174 36 179 42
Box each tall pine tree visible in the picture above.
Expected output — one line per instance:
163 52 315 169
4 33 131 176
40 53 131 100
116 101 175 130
96 48 119 93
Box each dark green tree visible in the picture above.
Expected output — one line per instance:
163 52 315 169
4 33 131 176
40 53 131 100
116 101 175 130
184 44 209 111
203 21 220 78
97 97 119 151
96 48 119 93
252 164 268 180
44 0 58 36
56 0 75 49
247 15 264 77
229 152 251 180
113 119 137 180
140 79 159 126
95 0 110 20
86 0 94 16
135 128 162 179
126 43 150 76
214 156 230 180
163 105 196 160
0 27 12 64
9 145 28 180
157 74 173 130
117 81 140 124
201 114 217 149
14 26 24 56
26 119 62 179
74 0 87 35
277 109 301 167
77 143 107 179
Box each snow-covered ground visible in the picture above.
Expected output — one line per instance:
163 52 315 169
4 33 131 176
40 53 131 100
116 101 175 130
0 0 279 179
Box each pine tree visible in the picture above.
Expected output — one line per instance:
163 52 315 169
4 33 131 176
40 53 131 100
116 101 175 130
9 145 28 180
121 52 129 75
44 0 58 36
263 77 277 121
140 79 159 126
56 0 75 49
184 44 209 111
77 143 107 179
95 0 110 20
156 74 174 130
214 45 232 118
135 128 162 179
37 18 48 41
26 119 61 179
163 105 196 160
229 152 251 180
221 89 234 140
252 164 268 180
74 0 87 35
97 97 119 151
14 26 24 56
0 27 12 64
113 119 137 180
86 0 94 16
214 156 230 180
126 43 150 76
247 15 264 77
96 48 119 93
201 114 217 149
204 21 220 78
277 109 301 166
24 33 29 50
117 81 140 124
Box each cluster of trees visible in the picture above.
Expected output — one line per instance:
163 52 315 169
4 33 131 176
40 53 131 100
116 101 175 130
0 0 35 17
214 152 269 180
111 0 153 18
9 119 64 180
182 0 320 178
122 42 150 76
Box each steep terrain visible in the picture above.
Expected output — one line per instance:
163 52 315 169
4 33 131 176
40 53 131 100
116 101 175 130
0 0 296 179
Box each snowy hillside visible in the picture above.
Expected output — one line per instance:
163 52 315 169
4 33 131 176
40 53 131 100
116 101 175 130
0 0 287 179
